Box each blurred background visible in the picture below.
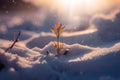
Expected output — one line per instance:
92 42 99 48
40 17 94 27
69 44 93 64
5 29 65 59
0 0 120 40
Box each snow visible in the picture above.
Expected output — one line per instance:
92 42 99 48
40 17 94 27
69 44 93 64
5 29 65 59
0 8 120 80
0 28 120 80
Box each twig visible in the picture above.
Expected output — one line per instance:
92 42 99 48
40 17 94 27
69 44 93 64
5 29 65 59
46 51 50 56
5 31 21 53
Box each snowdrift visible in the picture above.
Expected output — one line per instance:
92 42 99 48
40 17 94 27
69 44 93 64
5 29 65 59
0 30 120 80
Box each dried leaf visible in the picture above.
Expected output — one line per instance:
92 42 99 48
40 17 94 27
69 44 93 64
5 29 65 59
56 22 62 29
59 26 65 35
52 41 57 47
51 28 56 35
59 43 64 49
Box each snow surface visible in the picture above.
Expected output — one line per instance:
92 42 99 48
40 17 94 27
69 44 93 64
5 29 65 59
0 10 120 80
0 28 120 80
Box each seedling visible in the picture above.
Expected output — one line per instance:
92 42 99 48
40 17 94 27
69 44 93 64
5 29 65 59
51 22 65 56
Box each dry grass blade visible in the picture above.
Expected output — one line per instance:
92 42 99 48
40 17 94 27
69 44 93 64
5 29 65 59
5 31 21 53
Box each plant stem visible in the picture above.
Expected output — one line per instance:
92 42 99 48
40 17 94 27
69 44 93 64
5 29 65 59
57 35 60 55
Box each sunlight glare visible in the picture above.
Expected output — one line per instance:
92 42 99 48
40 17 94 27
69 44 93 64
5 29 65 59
54 0 101 24
56 0 100 13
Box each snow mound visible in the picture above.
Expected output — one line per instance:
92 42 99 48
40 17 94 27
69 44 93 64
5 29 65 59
92 12 120 41
0 37 120 80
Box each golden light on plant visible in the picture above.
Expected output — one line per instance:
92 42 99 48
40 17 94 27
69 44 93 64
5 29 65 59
51 22 65 55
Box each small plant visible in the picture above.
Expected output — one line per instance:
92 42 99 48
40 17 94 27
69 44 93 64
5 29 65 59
51 22 65 56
